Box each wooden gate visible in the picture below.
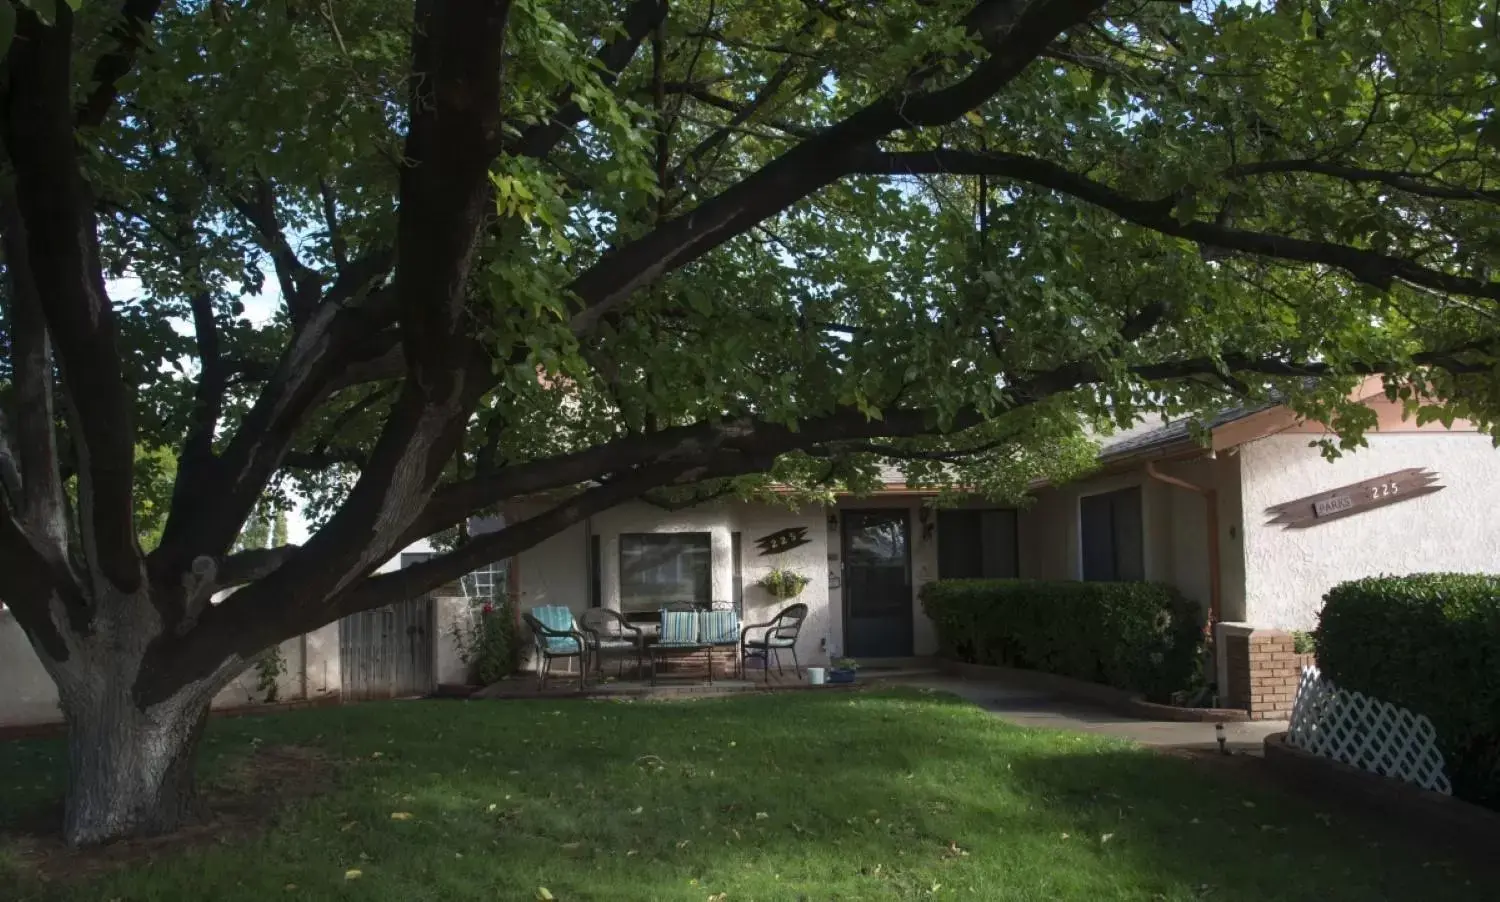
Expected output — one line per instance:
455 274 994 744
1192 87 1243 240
339 596 435 701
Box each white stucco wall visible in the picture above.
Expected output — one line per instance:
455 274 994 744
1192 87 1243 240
1239 432 1500 630
0 616 341 727
0 611 62 725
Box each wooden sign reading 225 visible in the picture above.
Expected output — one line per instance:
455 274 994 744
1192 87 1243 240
1264 468 1443 530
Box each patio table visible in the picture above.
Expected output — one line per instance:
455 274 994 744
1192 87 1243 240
647 641 714 687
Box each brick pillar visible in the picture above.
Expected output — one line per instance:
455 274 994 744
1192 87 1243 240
1246 629 1299 720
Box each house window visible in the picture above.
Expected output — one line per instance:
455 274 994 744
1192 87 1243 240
1079 487 1144 582
937 509 1019 579
619 533 712 614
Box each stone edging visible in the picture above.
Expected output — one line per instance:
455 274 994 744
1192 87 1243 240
1263 732 1500 862
937 658 1251 722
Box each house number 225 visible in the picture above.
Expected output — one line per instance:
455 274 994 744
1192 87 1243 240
1367 482 1399 500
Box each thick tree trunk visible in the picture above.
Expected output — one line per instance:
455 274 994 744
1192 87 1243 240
29 583 246 847
59 681 214 846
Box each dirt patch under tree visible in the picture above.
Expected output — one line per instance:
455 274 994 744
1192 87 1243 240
1 743 332 885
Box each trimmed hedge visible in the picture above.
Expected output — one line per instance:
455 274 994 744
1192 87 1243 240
1316 574 1500 810
920 579 1205 703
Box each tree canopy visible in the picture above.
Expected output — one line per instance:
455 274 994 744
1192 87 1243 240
1 0 1498 844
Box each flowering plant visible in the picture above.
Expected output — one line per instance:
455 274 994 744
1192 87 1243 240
450 595 519 685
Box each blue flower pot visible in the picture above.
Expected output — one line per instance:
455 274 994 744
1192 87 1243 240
827 668 857 684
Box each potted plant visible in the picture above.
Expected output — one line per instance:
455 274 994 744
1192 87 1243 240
828 657 859 684
758 567 810 600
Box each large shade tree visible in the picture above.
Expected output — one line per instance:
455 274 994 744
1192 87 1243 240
1 0 1498 844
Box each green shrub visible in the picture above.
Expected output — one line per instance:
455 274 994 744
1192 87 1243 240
920 579 1205 703
1316 574 1500 809
1291 630 1317 656
451 596 521 685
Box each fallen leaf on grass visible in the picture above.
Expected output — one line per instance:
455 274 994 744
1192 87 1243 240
536 889 555 901
370 752 383 759
390 812 413 821
561 842 582 850
630 806 644 815
284 884 297 891
754 812 769 820
1059 833 1070 840
344 869 362 881
1101 833 1115 844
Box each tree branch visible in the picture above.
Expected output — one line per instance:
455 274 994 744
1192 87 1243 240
566 0 1107 334
1223 159 1500 205
0 187 69 555
319 177 350 272
179 290 224 474
218 544 300 587
3 6 142 592
226 176 322 324
859 148 1500 303
76 0 166 128
143 1 521 699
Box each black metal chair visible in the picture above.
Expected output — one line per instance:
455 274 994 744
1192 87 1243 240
740 602 809 682
523 608 587 690
579 608 644 679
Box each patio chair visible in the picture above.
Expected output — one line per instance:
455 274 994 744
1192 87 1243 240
523 605 587 690
700 607 741 679
741 602 808 683
579 608 644 679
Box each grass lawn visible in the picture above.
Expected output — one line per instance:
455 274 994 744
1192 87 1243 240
0 688 1493 901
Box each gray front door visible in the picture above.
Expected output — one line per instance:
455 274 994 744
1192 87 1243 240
842 510 913 658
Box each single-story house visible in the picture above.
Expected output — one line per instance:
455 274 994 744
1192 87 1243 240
504 377 1500 718
3 379 1494 727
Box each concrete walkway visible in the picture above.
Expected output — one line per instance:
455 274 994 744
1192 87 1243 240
890 674 1287 755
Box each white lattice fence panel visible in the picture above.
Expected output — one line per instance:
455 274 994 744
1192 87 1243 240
1287 665 1451 795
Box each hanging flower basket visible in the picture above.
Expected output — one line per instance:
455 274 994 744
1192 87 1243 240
758 567 810 600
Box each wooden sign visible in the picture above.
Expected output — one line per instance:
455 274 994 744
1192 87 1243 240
1264 468 1443 530
755 527 810 556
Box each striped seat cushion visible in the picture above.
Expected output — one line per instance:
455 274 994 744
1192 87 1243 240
532 605 580 654
659 610 700 645
701 610 739 645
